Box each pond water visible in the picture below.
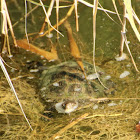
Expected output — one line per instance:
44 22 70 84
0 0 140 139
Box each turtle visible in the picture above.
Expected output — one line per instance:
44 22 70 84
38 61 115 114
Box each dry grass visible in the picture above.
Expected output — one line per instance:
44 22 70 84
0 0 140 139
0 58 139 139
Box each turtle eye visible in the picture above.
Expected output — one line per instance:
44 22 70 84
65 103 73 109
62 101 76 110
61 102 67 109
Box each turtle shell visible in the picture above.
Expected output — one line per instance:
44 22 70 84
38 61 114 113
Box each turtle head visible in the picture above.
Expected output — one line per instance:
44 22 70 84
55 100 78 114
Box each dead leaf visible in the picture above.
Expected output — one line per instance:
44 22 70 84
64 21 85 74
16 39 58 61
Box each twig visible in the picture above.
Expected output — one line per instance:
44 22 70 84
49 113 89 140
119 3 126 56
86 113 123 119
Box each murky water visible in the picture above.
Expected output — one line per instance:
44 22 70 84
5 0 140 59
0 0 140 139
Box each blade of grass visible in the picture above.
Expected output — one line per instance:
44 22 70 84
124 0 140 41
132 8 140 25
24 0 30 48
39 0 55 35
3 0 17 47
56 0 59 39
78 0 117 14
13 5 39 28
39 0 64 37
92 0 108 89
33 4 75 40
112 0 123 25
1 2 7 53
98 2 120 26
122 32 139 72
27 0 72 8
74 0 79 31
